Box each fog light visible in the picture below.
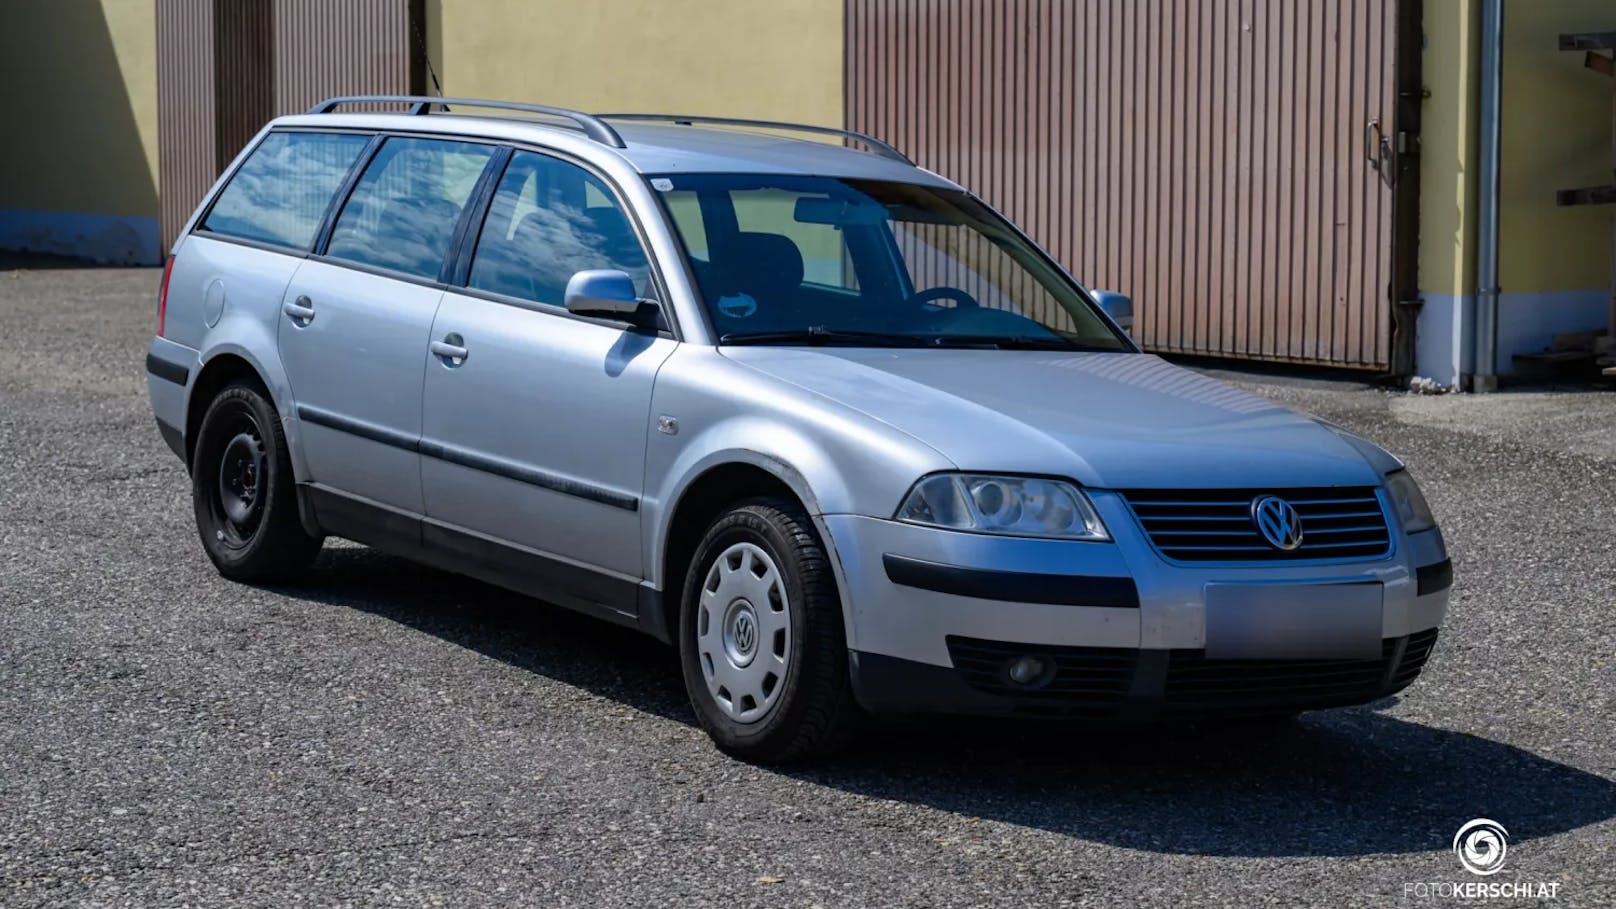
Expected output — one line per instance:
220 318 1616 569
1006 655 1053 688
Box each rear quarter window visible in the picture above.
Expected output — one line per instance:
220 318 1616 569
200 131 371 249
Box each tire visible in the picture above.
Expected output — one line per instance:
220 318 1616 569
191 380 321 582
679 498 861 763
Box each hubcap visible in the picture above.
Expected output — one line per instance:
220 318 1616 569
697 542 790 724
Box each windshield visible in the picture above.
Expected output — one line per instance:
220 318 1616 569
649 174 1132 351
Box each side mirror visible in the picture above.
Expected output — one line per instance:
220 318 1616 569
564 269 658 328
1091 290 1133 334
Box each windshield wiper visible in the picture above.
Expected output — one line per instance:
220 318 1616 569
719 326 931 347
923 334 1119 351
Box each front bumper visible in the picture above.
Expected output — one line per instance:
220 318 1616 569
822 489 1451 718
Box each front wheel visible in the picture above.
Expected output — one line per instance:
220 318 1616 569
679 499 861 763
191 381 321 582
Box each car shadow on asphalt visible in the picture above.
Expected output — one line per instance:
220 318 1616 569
282 544 1616 860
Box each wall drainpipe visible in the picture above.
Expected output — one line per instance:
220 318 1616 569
1472 0 1504 392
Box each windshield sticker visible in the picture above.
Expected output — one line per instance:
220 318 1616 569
717 294 758 318
650 177 674 191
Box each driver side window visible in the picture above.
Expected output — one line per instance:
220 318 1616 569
467 151 650 307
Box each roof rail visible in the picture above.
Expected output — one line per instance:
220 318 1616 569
597 114 913 165
306 95 625 148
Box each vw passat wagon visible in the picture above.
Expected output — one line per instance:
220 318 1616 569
146 96 1451 762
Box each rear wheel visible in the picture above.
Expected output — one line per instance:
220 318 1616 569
679 499 860 763
191 381 321 582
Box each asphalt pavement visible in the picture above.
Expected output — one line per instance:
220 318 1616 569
2 262 1613 907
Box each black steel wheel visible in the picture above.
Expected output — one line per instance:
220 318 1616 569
191 381 321 581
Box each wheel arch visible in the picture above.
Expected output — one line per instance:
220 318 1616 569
185 339 300 468
186 343 320 538
654 453 852 649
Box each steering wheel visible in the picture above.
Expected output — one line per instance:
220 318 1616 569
910 286 981 312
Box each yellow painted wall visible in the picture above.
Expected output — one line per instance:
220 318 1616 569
1498 0 1614 293
424 0 843 128
1419 0 1481 298
0 0 159 217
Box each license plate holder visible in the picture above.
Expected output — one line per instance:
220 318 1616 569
1204 582 1384 660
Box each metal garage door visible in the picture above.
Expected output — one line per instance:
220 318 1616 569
156 0 421 253
845 0 1421 371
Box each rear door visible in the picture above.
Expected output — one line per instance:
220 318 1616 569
278 135 498 514
420 148 677 586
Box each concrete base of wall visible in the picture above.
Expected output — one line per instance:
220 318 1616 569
1416 289 1609 387
1416 293 1470 387
0 209 161 265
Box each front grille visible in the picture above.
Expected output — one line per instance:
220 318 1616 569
946 636 1134 714
1121 486 1392 562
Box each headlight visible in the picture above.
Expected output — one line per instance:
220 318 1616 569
1384 469 1436 533
896 473 1110 540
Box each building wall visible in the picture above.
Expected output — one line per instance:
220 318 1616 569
0 0 161 264
1494 0 1613 373
424 0 842 127
1415 0 1614 385
1415 0 1480 384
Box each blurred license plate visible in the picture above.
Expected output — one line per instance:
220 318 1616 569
1204 582 1383 660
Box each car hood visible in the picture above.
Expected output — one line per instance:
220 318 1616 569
720 348 1384 489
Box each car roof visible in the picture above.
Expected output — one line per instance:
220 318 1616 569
270 110 959 188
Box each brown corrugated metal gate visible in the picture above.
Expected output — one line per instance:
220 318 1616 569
156 0 420 252
845 0 1421 371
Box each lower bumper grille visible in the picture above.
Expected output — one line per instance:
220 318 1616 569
1391 628 1440 689
1164 640 1397 714
945 631 1439 716
947 636 1134 715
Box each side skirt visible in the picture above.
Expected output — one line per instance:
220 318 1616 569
300 484 667 641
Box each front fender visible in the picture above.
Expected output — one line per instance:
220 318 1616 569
643 417 846 592
641 349 956 651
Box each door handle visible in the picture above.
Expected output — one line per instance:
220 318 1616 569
1364 117 1395 176
282 295 315 325
430 333 468 366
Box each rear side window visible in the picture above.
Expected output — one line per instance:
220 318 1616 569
467 150 650 306
326 137 496 280
201 131 370 249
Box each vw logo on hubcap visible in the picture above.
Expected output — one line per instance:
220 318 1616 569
722 600 759 667
1251 495 1305 551
733 611 756 654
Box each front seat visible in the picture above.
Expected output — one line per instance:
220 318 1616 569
712 231 805 326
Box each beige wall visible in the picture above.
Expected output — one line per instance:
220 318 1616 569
1498 0 1614 294
0 0 160 262
425 0 843 127
1419 0 1480 300
1415 0 1616 382
0 0 159 216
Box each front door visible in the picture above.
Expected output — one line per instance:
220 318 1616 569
420 149 677 589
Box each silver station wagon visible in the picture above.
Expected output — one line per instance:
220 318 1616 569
146 95 1451 762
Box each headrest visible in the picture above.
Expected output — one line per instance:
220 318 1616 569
722 232 804 301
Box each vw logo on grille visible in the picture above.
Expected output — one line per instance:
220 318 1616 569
1251 495 1305 551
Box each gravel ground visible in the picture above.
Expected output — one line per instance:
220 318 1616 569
1 263 1613 908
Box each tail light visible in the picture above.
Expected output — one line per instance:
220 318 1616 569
157 256 175 337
